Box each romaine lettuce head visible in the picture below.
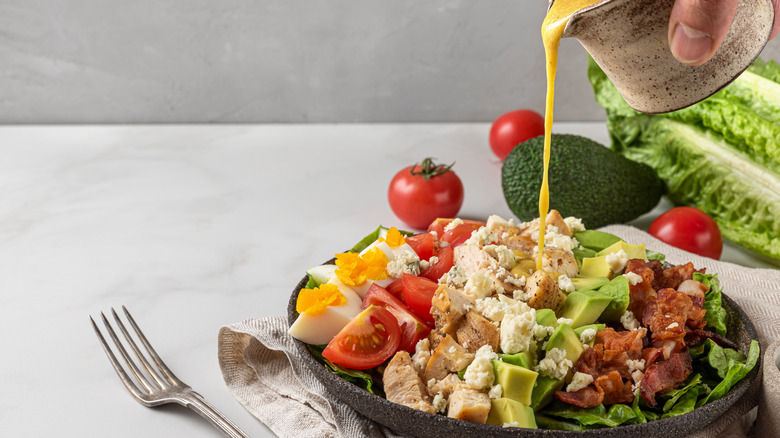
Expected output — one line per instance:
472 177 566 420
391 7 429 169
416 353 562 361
589 58 780 260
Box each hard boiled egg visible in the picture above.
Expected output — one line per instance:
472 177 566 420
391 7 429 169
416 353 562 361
288 282 363 345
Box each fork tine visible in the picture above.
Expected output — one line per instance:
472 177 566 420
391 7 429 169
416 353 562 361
110 307 170 389
121 305 182 384
90 315 149 400
100 311 156 394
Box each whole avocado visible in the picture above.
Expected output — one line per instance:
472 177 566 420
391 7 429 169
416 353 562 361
501 134 664 229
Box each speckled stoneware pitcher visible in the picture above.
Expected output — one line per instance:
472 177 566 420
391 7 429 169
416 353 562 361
555 0 775 113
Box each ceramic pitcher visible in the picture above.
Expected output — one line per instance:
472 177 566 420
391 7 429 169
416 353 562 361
555 0 775 113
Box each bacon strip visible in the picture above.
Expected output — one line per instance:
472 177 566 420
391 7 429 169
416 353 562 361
640 350 693 407
556 386 604 408
596 370 635 405
655 262 701 290
625 259 660 322
685 329 739 350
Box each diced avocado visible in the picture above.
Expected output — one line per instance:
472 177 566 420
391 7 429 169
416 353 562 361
573 323 606 347
573 230 623 252
486 397 538 428
546 323 585 364
499 352 535 369
493 360 538 406
571 276 609 292
530 376 565 411
572 247 597 268
557 290 612 328
595 275 631 322
535 308 558 328
597 241 647 260
580 256 613 278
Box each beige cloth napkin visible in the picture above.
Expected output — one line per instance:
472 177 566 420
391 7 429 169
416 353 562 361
218 225 780 437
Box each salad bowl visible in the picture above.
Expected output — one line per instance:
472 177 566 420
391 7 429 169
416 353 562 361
287 267 761 438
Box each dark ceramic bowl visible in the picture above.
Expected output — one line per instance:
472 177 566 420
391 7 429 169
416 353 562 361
287 272 761 437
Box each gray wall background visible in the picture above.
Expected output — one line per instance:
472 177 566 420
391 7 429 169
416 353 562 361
2 0 779 124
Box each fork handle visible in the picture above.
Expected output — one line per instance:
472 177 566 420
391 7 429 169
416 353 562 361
181 392 250 438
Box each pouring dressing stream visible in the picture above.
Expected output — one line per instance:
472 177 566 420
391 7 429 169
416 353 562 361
535 0 772 270
537 0 600 270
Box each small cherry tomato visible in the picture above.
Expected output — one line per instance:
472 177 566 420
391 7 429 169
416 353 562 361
388 158 464 230
441 223 480 247
428 218 485 237
322 305 401 370
649 207 723 259
362 284 431 353
400 274 439 325
405 232 435 261
489 109 545 160
420 245 454 282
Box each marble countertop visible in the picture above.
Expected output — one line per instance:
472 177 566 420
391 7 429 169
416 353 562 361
1 123 774 437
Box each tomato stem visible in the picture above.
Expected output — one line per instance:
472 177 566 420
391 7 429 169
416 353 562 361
409 158 454 181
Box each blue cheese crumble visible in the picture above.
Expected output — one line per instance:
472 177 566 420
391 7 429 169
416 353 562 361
536 348 572 380
566 372 594 392
464 345 498 389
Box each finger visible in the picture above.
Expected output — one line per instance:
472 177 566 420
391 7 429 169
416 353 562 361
668 0 739 66
771 0 780 40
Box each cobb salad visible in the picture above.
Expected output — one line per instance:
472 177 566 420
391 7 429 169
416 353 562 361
288 212 759 430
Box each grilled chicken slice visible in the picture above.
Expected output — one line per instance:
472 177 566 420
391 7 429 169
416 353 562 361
447 386 491 423
518 209 572 240
520 270 565 311
423 335 475 383
427 373 464 399
431 285 475 338
453 244 523 296
383 351 435 414
542 247 579 278
456 310 500 353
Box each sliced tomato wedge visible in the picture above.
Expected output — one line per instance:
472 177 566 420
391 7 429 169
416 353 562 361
405 232 435 261
385 278 404 297
322 306 401 370
441 223 481 246
421 245 454 282
401 274 439 326
362 284 432 353
428 218 485 238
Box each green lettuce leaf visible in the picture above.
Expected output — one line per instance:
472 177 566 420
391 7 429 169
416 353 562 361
706 339 747 379
306 344 380 395
661 385 705 419
645 250 666 264
659 374 703 412
543 402 636 428
535 414 583 431
631 393 647 424
305 273 320 289
698 339 760 406
695 272 729 336
588 57 780 259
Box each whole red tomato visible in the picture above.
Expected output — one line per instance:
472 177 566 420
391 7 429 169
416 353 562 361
388 158 464 229
649 207 723 259
489 109 545 160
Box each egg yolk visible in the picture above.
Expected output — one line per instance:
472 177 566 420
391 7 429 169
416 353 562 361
334 247 390 287
296 283 347 316
380 227 406 248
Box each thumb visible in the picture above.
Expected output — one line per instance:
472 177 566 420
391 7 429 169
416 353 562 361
668 0 739 66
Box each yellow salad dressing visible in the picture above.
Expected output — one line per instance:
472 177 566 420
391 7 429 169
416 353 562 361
537 0 601 270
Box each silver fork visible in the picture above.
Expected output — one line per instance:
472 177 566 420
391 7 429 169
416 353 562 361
90 306 249 438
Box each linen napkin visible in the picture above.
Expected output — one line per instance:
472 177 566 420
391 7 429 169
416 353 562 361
218 225 780 437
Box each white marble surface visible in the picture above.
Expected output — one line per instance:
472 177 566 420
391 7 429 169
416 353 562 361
0 123 775 438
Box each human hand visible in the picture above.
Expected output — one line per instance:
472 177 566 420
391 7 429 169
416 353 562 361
669 0 780 66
